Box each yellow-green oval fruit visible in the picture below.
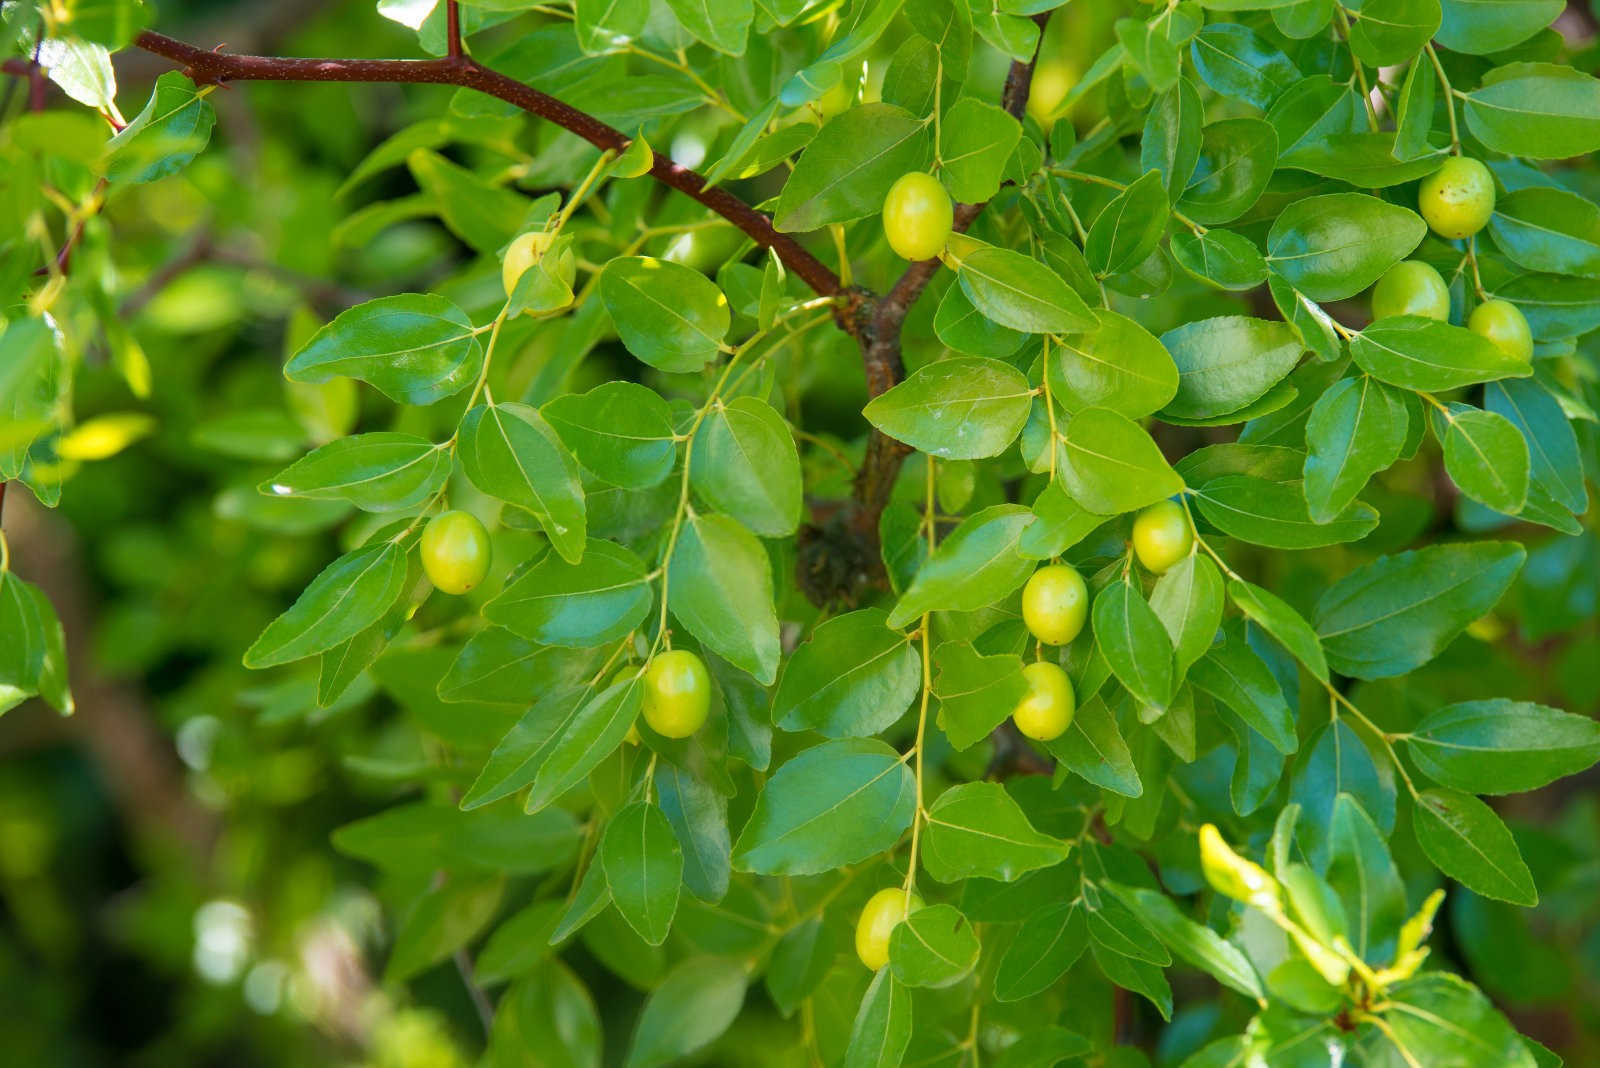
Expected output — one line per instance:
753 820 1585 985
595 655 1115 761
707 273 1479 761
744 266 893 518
1418 156 1495 240
1022 564 1089 646
854 887 923 970
1467 299 1533 362
502 230 555 298
882 172 954 262
1012 660 1075 742
420 510 492 595
1371 261 1451 322
642 649 711 739
1132 500 1194 574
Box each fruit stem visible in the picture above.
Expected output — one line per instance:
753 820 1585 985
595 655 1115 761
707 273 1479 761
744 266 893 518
1424 45 1461 153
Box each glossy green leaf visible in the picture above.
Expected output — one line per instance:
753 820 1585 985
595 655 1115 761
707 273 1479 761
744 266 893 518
887 504 1034 628
1412 788 1537 906
461 402 587 563
1094 577 1174 710
243 541 409 668
842 970 912 1068
1194 475 1379 548
1314 541 1525 679
624 957 746 1068
956 246 1096 334
667 513 780 684
940 97 1022 203
923 782 1069 883
1303 375 1409 523
285 294 482 405
731 738 915 875
261 433 448 513
1048 310 1179 418
1267 194 1426 302
485 539 652 647
1161 316 1304 421
1060 408 1185 515
1405 699 1600 795
774 609 919 737
1086 170 1170 277
934 642 1029 752
1350 316 1533 392
774 103 930 231
864 357 1032 460
600 257 730 373
601 801 683 946
544 381 677 490
1464 63 1600 160
1439 404 1530 515
691 396 802 535
889 903 979 988
1229 577 1328 681
1487 187 1600 278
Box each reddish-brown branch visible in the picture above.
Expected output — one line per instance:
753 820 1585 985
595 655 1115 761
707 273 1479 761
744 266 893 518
445 1 463 59
849 40 1046 539
131 31 842 298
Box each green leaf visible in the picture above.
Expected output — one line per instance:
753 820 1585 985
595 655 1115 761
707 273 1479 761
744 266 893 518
601 801 683 946
1267 194 1426 302
334 801 580 875
1151 553 1224 681
1060 408 1185 515
1189 631 1297 754
1371 974 1539 1067
1107 882 1264 1000
1190 24 1300 110
933 642 1029 752
476 901 563 984
887 504 1034 628
765 917 841 1016
1394 57 1435 160
1170 228 1269 291
842 970 912 1068
1084 884 1170 966
889 904 980 988
1194 475 1379 548
1499 274 1600 340
1464 63 1600 160
864 357 1032 460
1091 938 1174 1020
1228 577 1328 681
285 294 483 406
1019 481 1109 560
1351 316 1532 392
1314 541 1525 679
440 630 601 705
1437 0 1561 53
1094 578 1175 710
1404 699 1600 795
922 782 1069 883
1161 316 1304 421
1487 187 1600 278
731 738 915 875
1086 170 1170 277
385 876 504 983
106 71 214 184
1177 118 1277 226
667 513 780 684
1117 16 1180 91
461 402 587 563
1484 379 1587 514
1412 788 1537 906
484 964 602 1068
544 381 677 490
934 279 1027 357
663 0 751 54
774 103 930 231
519 676 644 815
691 396 802 536
1303 375 1409 522
243 541 409 668
656 765 729 903
0 570 70 715
993 903 1087 1002
1327 794 1407 961
407 150 528 253
1142 79 1204 196
573 0 648 53
1289 721 1393 866
940 98 1022 203
956 246 1096 334
485 539 652 647
774 609 919 738
600 257 730 373
1439 404 1530 515
1348 0 1440 66
1044 695 1143 798
262 433 449 513
624 957 746 1068
1048 310 1179 419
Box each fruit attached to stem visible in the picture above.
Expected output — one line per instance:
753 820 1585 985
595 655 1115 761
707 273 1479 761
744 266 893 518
882 172 953 262
1418 157 1494 240
1371 260 1451 322
1132 500 1193 574
855 886 923 970
1012 660 1075 742
1022 564 1089 646
1467 299 1533 362
642 649 711 739
420 510 491 595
